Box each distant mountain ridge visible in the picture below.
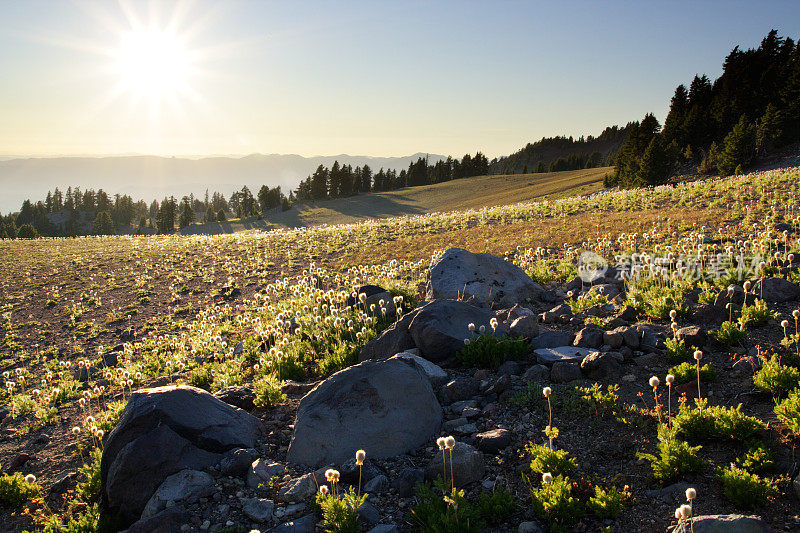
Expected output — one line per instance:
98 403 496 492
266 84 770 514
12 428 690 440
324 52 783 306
0 152 446 212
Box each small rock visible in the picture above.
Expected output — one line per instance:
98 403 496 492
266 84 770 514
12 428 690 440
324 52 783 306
440 377 479 404
142 470 216 518
534 346 592 365
509 315 539 339
7 453 32 473
425 442 484 487
574 327 604 348
485 374 511 395
474 428 512 453
218 448 258 478
676 326 707 349
281 380 319 396
530 330 573 349
363 474 389 494
392 468 424 498
274 512 318 533
497 360 525 376
522 364 550 382
213 386 256 411
550 361 583 383
242 497 274 523
247 459 286 489
278 473 317 502
49 472 77 495
518 521 544 533
358 502 380 525
580 351 622 380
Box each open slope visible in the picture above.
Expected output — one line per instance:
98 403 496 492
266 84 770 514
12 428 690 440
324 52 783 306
183 166 610 233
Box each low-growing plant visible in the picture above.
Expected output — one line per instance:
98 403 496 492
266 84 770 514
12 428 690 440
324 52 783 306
458 334 530 369
0 472 40 508
738 299 778 328
637 425 704 484
710 320 746 346
529 474 584 530
717 465 778 510
753 354 799 398
664 338 694 362
409 479 484 533
587 484 630 519
252 374 285 408
672 399 763 442
316 485 368 533
476 487 515 525
576 383 619 417
567 291 609 314
737 441 774 474
775 387 800 434
668 361 717 384
77 447 102 502
526 442 577 476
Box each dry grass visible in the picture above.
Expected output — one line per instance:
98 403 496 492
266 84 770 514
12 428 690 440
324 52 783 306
182 167 610 233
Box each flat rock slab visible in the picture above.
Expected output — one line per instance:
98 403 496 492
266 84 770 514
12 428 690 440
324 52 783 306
534 346 595 365
667 514 769 533
287 358 442 467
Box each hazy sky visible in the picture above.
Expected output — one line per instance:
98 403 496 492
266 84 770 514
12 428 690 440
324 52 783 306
1 0 798 159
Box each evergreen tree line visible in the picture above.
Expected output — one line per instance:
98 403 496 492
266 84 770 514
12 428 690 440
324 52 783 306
488 126 631 175
294 152 490 201
611 30 800 187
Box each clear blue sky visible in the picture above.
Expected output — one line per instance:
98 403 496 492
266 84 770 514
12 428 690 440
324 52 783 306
0 0 798 158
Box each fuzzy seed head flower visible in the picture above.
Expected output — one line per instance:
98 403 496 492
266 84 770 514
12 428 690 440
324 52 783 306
479 325 485 334
543 386 552 398
794 310 800 319
355 449 366 466
674 507 682 519
694 350 703 361
436 437 446 450
72 426 81 436
444 436 456 449
542 472 553 484
24 474 36 484
782 320 789 328
468 323 475 332
743 280 751 290
319 485 329 495
463 338 470 346
679 504 692 519
669 310 677 320
649 376 660 388
685 487 696 501
666 374 675 385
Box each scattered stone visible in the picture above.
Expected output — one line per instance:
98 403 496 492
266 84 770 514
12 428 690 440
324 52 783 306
676 326 707 349
518 521 544 533
509 315 539 339
497 360 525 376
101 351 119 367
667 514 769 533
644 481 691 499
425 442 485 487
389 352 448 387
752 277 800 302
366 525 400 533
7 453 31 472
247 459 286 489
142 469 215 518
426 247 544 307
358 502 381 525
100 385 263 526
363 474 389 494
218 448 257 477
392 468 424 497
346 285 387 308
126 505 190 533
281 380 319 396
242 497 275 523
634 353 659 367
574 327 605 348
550 361 583 383
339 457 383 485
580 351 623 380
474 428 512 453
49 472 77 495
534 346 593 366
278 473 317 502
522 364 550 382
287 358 441 467
409 299 508 362
485 374 511 396
530 330 573 349
274 512 318 533
440 377 480 404
358 306 421 362
213 386 256 411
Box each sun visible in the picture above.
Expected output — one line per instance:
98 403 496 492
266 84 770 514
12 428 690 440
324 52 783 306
112 29 194 103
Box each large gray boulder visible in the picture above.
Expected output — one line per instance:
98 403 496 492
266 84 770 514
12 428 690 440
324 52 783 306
408 299 507 362
752 277 800 302
287 358 442 468
358 305 423 362
100 385 263 526
426 248 543 308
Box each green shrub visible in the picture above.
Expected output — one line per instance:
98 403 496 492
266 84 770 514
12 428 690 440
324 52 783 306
673 399 763 442
738 299 778 328
77 447 102 502
664 338 694 363
316 486 368 533
587 484 629 519
253 374 285 408
567 292 609 314
668 361 716 384
718 465 778 510
530 474 584 528
409 480 484 533
526 442 577 476
576 383 619 417
0 472 40 508
737 441 774 474
753 354 799 398
637 425 704 484
458 334 530 369
476 488 515 525
711 321 746 346
626 279 690 319
775 387 800 434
